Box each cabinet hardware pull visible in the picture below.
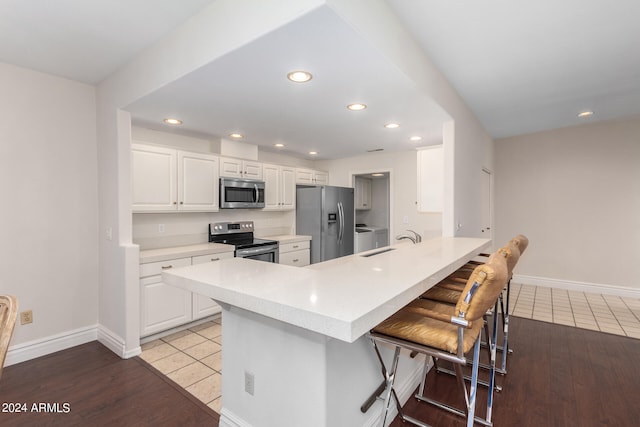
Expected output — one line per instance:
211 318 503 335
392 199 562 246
173 201 177 205
161 265 173 269
293 259 299 262
180 201 183 205
293 245 299 248
211 258 220 261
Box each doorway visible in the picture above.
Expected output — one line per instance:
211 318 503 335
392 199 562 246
481 168 492 238
352 172 391 253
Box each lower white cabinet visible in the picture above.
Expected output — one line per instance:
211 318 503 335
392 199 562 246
191 252 234 319
140 257 192 337
279 241 310 267
140 251 234 337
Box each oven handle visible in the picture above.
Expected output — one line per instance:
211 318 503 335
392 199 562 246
236 245 279 257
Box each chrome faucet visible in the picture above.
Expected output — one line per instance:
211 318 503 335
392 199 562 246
396 234 416 244
406 229 422 243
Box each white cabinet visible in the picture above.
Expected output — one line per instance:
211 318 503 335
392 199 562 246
220 157 263 180
279 241 310 267
132 144 219 212
355 177 372 210
191 252 234 319
140 257 193 337
263 164 296 210
140 250 234 336
417 145 444 212
295 168 329 185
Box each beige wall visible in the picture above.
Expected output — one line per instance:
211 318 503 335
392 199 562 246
0 62 98 359
495 116 640 294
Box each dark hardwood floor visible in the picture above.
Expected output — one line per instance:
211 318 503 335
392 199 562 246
0 341 218 426
390 316 640 427
1 316 638 426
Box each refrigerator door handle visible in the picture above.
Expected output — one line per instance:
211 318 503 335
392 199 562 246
337 202 344 244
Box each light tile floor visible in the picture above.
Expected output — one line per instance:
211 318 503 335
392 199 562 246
139 317 223 412
139 285 640 411
510 283 640 339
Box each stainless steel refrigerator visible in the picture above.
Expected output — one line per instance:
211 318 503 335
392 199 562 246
296 185 355 264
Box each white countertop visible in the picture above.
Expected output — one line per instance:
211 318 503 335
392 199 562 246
163 237 490 343
139 243 234 263
259 234 312 244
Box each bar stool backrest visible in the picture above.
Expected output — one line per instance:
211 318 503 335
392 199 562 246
455 253 508 322
501 241 521 277
511 234 529 255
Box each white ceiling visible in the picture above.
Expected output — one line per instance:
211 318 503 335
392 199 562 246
2 0 639 158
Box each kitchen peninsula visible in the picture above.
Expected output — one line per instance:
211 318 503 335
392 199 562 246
163 237 490 427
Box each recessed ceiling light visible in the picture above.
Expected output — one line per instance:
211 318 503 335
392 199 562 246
274 143 286 148
308 151 318 155
347 103 367 111
577 110 594 118
163 118 182 125
287 70 312 83
409 136 422 142
229 133 243 139
384 123 400 129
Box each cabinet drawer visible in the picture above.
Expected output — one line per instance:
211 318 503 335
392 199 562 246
279 240 310 254
279 249 310 267
192 251 234 265
139 257 191 278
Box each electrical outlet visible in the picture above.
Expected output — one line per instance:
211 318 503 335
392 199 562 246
20 310 33 325
244 371 255 395
158 224 165 233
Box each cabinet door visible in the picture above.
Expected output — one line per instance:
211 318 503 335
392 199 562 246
314 171 329 185
279 249 310 267
219 157 243 178
178 151 219 211
132 144 177 211
243 161 263 180
280 166 296 210
295 168 314 184
140 257 192 337
262 163 280 210
191 252 234 319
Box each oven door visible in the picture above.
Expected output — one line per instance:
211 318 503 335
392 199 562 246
220 178 265 209
236 244 279 263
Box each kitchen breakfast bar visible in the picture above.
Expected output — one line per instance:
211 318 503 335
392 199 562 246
163 237 491 427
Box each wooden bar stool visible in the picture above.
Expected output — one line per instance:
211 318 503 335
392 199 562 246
369 253 508 427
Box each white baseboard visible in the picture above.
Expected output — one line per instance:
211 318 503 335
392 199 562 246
97 325 141 359
514 274 640 299
5 325 98 367
219 408 251 427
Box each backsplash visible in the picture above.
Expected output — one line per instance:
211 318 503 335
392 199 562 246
133 210 295 250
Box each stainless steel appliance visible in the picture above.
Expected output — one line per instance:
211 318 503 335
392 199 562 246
296 185 354 264
208 221 278 263
219 177 265 209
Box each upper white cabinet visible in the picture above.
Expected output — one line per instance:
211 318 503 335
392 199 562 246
178 151 220 211
355 177 372 210
295 168 329 185
220 157 263 180
132 143 219 212
263 164 296 211
417 145 444 212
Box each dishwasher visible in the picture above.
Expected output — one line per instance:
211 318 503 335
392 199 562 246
355 228 375 253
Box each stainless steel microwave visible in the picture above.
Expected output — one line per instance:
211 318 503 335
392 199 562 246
219 177 265 209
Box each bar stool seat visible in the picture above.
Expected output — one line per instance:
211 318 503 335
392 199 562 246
374 299 484 354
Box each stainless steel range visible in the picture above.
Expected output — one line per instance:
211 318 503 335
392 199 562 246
208 221 279 263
